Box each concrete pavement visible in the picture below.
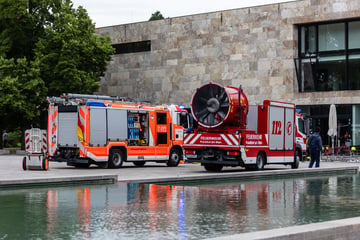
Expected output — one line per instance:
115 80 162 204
0 154 359 187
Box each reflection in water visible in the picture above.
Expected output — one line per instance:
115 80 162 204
1 174 360 239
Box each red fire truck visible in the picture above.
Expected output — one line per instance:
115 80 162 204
47 94 188 168
184 82 301 171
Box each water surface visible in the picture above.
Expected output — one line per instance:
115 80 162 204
1 173 360 240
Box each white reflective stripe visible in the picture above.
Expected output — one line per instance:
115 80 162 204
78 143 86 155
79 106 85 125
228 134 239 145
149 128 154 146
127 156 158 161
221 134 232 145
49 108 58 155
86 152 108 162
269 101 295 108
183 134 192 144
156 156 168 161
189 134 202 144
187 144 238 148
240 148 256 164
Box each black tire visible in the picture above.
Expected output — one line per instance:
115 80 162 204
255 152 265 170
204 164 223 172
109 149 124 169
292 150 300 169
133 161 146 167
167 148 181 167
22 157 27 171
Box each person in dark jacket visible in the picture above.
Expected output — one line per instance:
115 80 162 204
308 127 322 168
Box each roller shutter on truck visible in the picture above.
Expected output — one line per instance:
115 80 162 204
89 107 128 146
58 106 78 147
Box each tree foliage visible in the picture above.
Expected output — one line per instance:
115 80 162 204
0 57 46 130
149 11 164 21
0 0 114 133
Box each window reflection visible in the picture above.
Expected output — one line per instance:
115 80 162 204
319 23 345 51
297 19 360 92
349 21 360 49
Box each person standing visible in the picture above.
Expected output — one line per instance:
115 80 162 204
2 130 8 148
308 127 322 168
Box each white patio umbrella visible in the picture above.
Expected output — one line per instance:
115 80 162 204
327 104 337 155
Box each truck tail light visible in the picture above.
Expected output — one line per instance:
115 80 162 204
227 151 240 156
185 150 196 154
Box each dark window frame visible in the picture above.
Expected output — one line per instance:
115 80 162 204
112 40 151 55
296 19 360 93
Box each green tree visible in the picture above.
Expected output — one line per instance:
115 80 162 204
0 57 47 131
149 11 164 21
35 2 114 96
0 0 114 136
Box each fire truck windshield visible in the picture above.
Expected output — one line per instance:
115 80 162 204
177 112 189 128
297 117 306 135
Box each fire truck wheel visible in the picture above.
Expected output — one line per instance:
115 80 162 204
109 149 124 168
292 150 300 169
255 153 265 170
167 148 181 167
22 157 27 171
133 161 146 167
204 164 223 172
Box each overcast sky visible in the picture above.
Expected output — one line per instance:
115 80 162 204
71 0 294 28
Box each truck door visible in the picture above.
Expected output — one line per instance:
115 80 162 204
155 111 170 160
269 105 285 162
268 103 295 163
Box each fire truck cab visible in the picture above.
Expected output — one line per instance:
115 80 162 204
47 94 188 168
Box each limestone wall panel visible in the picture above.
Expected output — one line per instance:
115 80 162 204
96 0 360 107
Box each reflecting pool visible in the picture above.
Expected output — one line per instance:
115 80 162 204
1 173 360 240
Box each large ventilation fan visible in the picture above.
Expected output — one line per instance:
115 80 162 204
191 83 230 128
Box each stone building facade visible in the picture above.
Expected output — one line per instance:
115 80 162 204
96 0 360 147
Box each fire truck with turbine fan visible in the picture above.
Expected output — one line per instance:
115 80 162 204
184 82 303 172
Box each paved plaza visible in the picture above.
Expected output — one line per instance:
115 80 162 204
0 153 359 186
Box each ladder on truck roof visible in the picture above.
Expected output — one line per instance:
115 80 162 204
47 93 151 105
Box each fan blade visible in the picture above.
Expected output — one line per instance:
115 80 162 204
207 112 215 125
218 90 226 101
220 102 229 108
200 111 210 122
196 108 209 118
217 111 226 120
209 85 214 98
199 97 208 104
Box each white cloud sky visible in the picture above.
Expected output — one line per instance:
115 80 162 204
71 0 295 27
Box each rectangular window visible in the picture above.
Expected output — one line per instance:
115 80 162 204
157 133 167 145
317 56 346 91
297 19 360 92
349 21 360 49
156 113 167 124
349 54 360 90
301 25 316 56
112 40 151 54
318 23 345 52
